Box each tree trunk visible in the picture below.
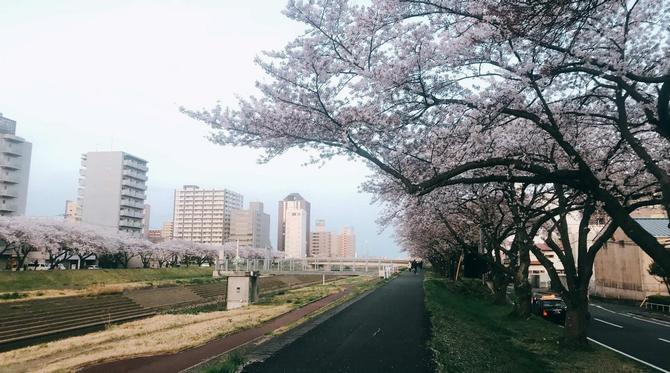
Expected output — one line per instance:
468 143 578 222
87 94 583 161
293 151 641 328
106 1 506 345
601 195 670 271
492 269 508 305
512 243 532 318
14 245 30 271
513 278 532 317
563 291 590 348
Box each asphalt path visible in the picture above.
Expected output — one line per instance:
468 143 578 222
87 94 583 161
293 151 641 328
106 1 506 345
588 302 670 372
243 271 434 373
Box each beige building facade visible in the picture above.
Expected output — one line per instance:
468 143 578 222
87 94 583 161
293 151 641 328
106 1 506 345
336 227 356 258
310 219 332 257
172 185 243 244
64 200 80 222
161 221 174 240
592 217 670 300
229 202 271 248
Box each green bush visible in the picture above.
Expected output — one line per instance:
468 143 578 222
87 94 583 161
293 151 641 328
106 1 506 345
202 353 244 373
647 295 670 305
0 292 27 300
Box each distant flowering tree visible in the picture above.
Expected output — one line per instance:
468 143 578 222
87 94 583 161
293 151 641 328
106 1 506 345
183 0 670 273
0 217 279 270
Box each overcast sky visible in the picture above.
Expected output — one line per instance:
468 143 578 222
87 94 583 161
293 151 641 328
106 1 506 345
0 0 404 258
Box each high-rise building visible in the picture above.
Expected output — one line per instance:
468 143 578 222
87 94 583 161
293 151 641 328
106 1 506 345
142 204 151 237
277 193 310 257
78 151 148 235
339 226 356 258
229 202 271 248
172 185 243 244
161 221 174 240
331 227 356 258
310 219 332 257
64 200 80 222
0 114 32 217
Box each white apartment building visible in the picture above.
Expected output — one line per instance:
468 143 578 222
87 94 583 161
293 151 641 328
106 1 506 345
0 114 31 217
229 202 271 248
64 200 80 222
278 193 310 256
172 185 243 244
310 219 333 257
78 151 148 235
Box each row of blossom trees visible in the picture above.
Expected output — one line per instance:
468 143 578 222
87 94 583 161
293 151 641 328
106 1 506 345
183 0 670 348
0 217 276 270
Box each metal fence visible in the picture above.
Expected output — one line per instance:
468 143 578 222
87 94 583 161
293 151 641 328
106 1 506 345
214 258 405 275
643 302 670 314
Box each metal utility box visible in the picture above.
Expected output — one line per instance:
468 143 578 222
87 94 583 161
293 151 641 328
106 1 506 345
226 271 260 310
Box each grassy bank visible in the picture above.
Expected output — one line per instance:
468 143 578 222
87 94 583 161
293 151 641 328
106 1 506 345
0 267 213 292
0 276 375 373
425 275 649 372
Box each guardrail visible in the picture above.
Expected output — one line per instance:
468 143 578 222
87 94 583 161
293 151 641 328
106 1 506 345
643 302 670 314
214 258 405 276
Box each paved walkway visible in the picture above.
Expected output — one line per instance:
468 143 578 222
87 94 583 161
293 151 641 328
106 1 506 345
244 271 434 373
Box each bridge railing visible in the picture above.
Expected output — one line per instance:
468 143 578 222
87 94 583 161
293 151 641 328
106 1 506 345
214 257 406 275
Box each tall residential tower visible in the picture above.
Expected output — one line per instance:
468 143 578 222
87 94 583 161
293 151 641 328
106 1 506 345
172 185 243 244
0 114 32 217
78 151 148 235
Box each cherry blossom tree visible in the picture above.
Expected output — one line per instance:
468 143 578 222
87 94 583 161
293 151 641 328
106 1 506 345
184 0 670 274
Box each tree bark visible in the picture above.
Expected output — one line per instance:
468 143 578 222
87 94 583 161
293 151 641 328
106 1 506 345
600 193 670 271
512 242 532 317
492 269 508 305
563 290 590 348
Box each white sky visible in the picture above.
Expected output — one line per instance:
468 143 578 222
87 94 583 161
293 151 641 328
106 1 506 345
0 0 403 258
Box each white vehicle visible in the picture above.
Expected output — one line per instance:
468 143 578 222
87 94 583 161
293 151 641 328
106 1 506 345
87 265 99 270
28 263 49 271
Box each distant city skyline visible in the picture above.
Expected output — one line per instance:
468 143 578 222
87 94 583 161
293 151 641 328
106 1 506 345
0 0 403 258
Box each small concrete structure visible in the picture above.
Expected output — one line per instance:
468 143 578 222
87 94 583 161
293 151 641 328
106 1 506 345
379 266 393 279
226 271 260 310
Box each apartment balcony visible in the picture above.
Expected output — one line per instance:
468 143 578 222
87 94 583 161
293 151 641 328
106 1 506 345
0 201 18 212
0 189 17 198
120 209 143 219
0 157 21 170
122 169 148 181
120 198 144 209
0 174 20 184
1 147 21 157
121 188 146 199
119 220 143 229
123 159 148 172
121 178 147 191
